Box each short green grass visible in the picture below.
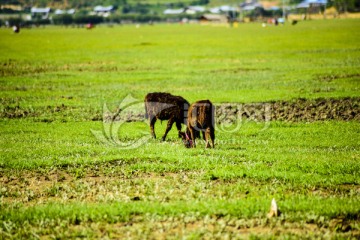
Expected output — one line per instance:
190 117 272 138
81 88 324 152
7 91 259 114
1 120 359 238
1 19 359 110
1 19 360 238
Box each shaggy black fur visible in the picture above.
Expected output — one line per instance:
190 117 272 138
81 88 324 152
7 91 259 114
144 92 189 141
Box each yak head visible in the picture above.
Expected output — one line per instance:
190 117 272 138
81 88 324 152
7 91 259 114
179 129 193 148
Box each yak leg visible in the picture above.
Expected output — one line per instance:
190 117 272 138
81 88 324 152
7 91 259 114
202 131 206 141
209 127 215 148
162 118 175 141
189 127 196 148
149 117 157 139
205 127 215 148
176 121 182 138
205 128 211 148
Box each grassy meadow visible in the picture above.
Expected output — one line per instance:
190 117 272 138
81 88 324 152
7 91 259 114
1 19 360 238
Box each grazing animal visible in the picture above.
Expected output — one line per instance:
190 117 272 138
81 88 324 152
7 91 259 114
181 100 215 148
144 92 189 141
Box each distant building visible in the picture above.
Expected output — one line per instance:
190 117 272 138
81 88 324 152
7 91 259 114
1 4 22 11
296 0 327 9
163 8 185 15
31 7 51 19
54 9 75 15
239 0 263 11
185 6 206 14
199 14 229 23
210 5 238 14
93 5 114 17
296 0 327 17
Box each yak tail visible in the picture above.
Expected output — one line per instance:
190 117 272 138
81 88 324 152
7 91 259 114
211 104 215 127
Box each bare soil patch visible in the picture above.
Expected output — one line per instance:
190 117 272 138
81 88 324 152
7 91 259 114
1 97 359 122
103 97 360 123
1 164 358 207
216 97 360 123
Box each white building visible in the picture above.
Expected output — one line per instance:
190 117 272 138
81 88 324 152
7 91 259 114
31 7 51 19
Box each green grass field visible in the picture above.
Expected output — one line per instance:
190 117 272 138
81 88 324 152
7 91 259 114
1 19 360 238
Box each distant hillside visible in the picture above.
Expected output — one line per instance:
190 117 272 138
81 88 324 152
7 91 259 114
0 0 287 10
0 0 290 13
1 0 208 9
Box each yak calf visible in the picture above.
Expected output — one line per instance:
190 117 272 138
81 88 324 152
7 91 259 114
144 92 189 141
181 100 215 148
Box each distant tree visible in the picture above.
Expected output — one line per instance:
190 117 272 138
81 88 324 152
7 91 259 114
7 17 23 26
52 14 73 25
333 0 360 12
109 0 127 8
0 0 20 6
134 3 149 14
190 0 209 5
73 14 103 24
27 0 50 7
67 0 89 8
76 8 88 15
356 0 360 10
121 3 149 14
288 0 304 4
122 4 131 13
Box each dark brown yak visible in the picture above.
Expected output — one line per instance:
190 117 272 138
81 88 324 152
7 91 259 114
181 100 215 148
144 92 189 141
